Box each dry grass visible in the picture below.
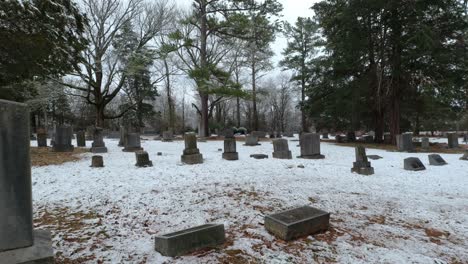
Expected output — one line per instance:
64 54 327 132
30 147 88 167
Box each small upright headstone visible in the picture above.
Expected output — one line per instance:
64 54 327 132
123 133 143 152
135 151 153 167
181 133 203 164
322 133 329 139
52 126 74 152
460 150 468 161
383 133 392 144
421 137 430 150
162 131 174 142
244 135 260 146
447 133 459 149
351 146 374 175
76 131 86 147
272 139 292 159
91 127 107 153
396 133 414 152
403 157 426 171
222 137 238 161
37 127 47 147
428 154 447 166
335 134 346 143
90 155 104 168
298 133 325 159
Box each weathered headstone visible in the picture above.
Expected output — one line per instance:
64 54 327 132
460 150 468 161
135 151 153 167
272 139 292 159
154 223 225 257
91 127 107 153
447 133 459 149
37 127 47 147
76 130 86 147
181 133 203 164
244 135 260 146
118 126 128 147
222 137 238 160
250 154 268 159
428 154 447 166
123 133 143 152
162 131 174 142
265 206 330 241
221 128 235 138
403 157 426 171
322 133 329 139
396 133 414 152
52 126 74 152
421 137 430 150
351 146 374 175
90 155 104 168
0 99 54 263
298 133 325 159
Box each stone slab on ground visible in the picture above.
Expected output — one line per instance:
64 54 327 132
404 157 426 171
367 155 383 160
154 224 225 257
428 154 447 166
250 154 268 159
0 229 54 264
265 206 330 241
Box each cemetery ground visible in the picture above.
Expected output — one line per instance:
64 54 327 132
30 137 467 263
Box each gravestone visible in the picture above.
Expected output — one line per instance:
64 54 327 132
322 133 329 139
265 206 330 241
106 131 120 139
91 127 108 153
421 137 430 150
135 151 153 167
272 139 292 159
154 223 225 257
351 146 374 175
335 134 346 143
244 135 260 146
162 131 174 142
252 131 267 138
383 133 392 144
403 157 426 171
76 131 86 147
428 154 447 166
123 133 143 152
221 128 235 138
52 126 74 152
346 131 356 142
90 155 104 168
37 127 47 147
298 133 325 159
460 150 468 161
222 137 238 160
447 133 459 148
250 154 268 159
181 133 203 164
85 126 94 140
367 155 383 160
362 135 374 143
0 99 54 263
396 133 414 152
118 126 128 147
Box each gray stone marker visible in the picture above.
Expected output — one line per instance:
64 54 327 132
52 125 74 152
335 134 346 143
322 133 329 139
272 139 292 159
403 157 426 171
0 99 54 263
91 127 108 153
244 135 260 146
76 131 86 147
118 126 128 147
396 133 414 152
284 132 294 137
90 155 104 168
351 146 374 175
428 154 447 166
155 223 225 257
162 130 174 142
460 150 468 161
37 127 47 147
123 133 143 152
298 133 325 159
265 206 330 241
447 133 459 148
421 137 430 150
367 155 383 160
135 151 153 167
222 137 239 160
250 154 268 159
181 133 203 164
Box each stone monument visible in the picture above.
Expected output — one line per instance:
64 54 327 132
162 130 174 142
37 127 47 147
272 139 292 159
222 134 238 161
123 133 143 152
428 154 447 166
396 133 414 152
135 151 153 167
403 157 426 171
52 125 74 152
447 133 459 148
76 130 86 147
91 127 108 153
118 126 128 147
351 146 374 175
421 137 429 150
90 155 104 168
244 135 260 146
181 133 203 164
298 133 325 159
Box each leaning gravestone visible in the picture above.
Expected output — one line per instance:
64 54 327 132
447 133 459 149
52 126 74 152
155 223 225 257
222 137 238 161
351 146 374 175
421 137 430 150
181 133 203 164
244 135 260 146
298 133 325 159
403 157 426 171
272 139 292 159
90 155 104 168
76 130 86 147
135 151 153 167
0 99 54 263
162 130 174 142
460 150 468 161
91 127 108 153
265 206 330 241
37 127 47 147
428 154 447 166
396 133 414 152
123 133 143 152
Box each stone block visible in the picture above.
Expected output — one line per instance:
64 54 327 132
162 131 174 142
421 137 429 150
90 156 104 168
298 133 325 159
265 206 330 241
272 139 292 159
404 157 425 171
447 133 459 148
76 131 86 147
244 135 260 146
222 152 239 160
135 151 153 167
460 150 468 161
37 128 47 147
52 126 74 152
222 138 238 161
0 229 54 264
396 133 414 152
428 154 447 166
154 224 225 257
123 133 143 152
250 154 268 159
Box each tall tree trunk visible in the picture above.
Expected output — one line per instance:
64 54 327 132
301 77 307 132
252 60 258 131
164 58 174 131
197 0 209 137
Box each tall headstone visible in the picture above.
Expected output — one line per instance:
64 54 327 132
396 133 413 152
123 133 143 152
244 135 260 146
351 146 374 175
181 133 203 164
91 127 107 153
272 139 292 159
76 131 86 147
0 99 54 263
37 127 47 147
222 137 239 161
52 126 74 152
298 133 325 159
162 130 174 142
118 126 128 147
421 137 429 150
447 133 459 149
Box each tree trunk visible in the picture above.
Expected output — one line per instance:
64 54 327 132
252 61 258 131
164 58 174 131
199 0 209 137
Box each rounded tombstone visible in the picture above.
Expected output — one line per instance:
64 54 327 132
91 155 104 168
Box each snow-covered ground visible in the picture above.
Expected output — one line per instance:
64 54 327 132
31 137 468 263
